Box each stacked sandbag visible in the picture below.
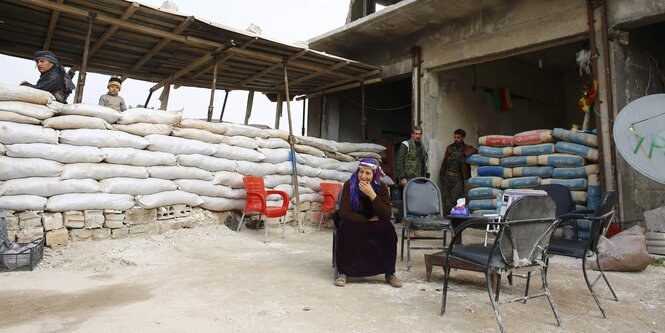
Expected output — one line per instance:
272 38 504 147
466 135 514 214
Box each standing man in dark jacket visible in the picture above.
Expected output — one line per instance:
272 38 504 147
439 129 478 214
20 50 74 103
396 125 429 186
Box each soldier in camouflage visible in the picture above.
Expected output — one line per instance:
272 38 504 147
396 126 429 187
439 129 478 215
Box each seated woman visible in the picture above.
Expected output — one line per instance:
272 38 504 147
335 158 402 288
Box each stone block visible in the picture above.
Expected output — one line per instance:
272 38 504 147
84 210 104 229
298 201 311 211
64 211 84 228
309 211 324 223
125 207 157 225
19 216 42 230
310 202 324 211
104 212 124 221
64 219 85 229
45 228 69 247
111 227 129 239
42 213 63 231
5 216 19 229
145 223 160 235
18 211 41 220
16 227 44 243
129 225 147 235
645 206 665 232
104 218 125 229
174 204 193 217
92 228 111 240
156 206 176 220
69 228 93 241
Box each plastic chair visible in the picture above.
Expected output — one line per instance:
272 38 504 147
401 177 451 271
237 176 289 242
318 183 343 231
542 191 619 318
441 196 561 333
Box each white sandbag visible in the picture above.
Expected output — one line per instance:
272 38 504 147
348 151 382 160
258 148 295 164
61 163 148 180
337 161 360 173
256 137 290 149
324 151 355 162
223 123 269 139
0 101 58 120
318 169 351 182
42 115 112 130
200 196 245 211
212 170 245 188
0 82 54 104
5 143 104 163
264 174 293 188
60 103 121 123
177 154 237 172
101 147 176 166
0 110 41 124
294 144 326 157
0 177 99 197
298 176 327 192
334 141 386 154
0 143 4 155
221 135 259 150
174 179 237 198
59 129 148 149
145 134 216 155
589 226 651 272
100 177 177 195
135 190 203 209
171 127 224 144
295 193 324 203
296 164 322 178
264 128 290 141
112 123 173 136
0 195 47 211
178 119 228 135
300 153 341 170
0 121 58 144
0 156 62 180
213 143 265 162
295 136 338 153
271 184 314 198
274 161 297 175
236 161 276 176
147 166 213 181
47 193 135 212
118 108 183 126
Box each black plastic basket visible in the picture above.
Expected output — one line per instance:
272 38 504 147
0 237 45 272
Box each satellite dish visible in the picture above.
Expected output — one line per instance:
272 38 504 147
613 94 665 184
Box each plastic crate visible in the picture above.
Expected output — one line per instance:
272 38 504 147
0 237 45 272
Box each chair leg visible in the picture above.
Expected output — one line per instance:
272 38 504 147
264 217 270 243
582 256 607 318
400 227 405 261
540 266 563 326
486 269 506 333
440 254 454 315
494 274 502 302
523 271 531 304
406 227 412 271
595 254 619 301
237 212 246 232
317 212 324 231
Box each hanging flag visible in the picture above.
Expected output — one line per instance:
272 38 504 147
491 86 513 111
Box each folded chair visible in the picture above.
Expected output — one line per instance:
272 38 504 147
441 196 561 333
401 177 451 271
542 191 619 318
318 183 343 231
237 176 289 242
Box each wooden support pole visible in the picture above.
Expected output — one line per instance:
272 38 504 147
244 91 255 124
43 0 64 50
74 14 94 103
361 81 367 142
207 57 219 122
159 83 171 110
284 59 301 232
274 93 283 129
219 90 229 122
301 99 306 136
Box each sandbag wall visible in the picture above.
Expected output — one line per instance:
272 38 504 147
466 128 600 217
0 83 388 246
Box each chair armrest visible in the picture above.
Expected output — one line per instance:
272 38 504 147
246 191 267 211
447 218 492 244
266 189 290 209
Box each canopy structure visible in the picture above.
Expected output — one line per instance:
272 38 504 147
0 0 380 98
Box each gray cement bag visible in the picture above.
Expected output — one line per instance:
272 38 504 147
0 195 47 211
135 190 203 209
0 177 100 197
176 154 237 172
0 110 41 124
0 82 54 104
100 178 177 195
59 129 148 149
42 115 112 130
60 103 121 124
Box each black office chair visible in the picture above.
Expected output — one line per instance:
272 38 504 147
401 177 451 271
441 196 561 333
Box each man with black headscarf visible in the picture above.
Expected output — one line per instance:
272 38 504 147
439 129 477 214
20 50 74 103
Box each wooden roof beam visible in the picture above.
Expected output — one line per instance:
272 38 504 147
89 2 139 56
22 0 220 49
42 0 64 50
127 16 194 75
301 69 381 96
185 37 258 82
272 60 349 90
237 49 308 88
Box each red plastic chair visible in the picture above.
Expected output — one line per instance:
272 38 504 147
318 183 343 231
237 176 290 242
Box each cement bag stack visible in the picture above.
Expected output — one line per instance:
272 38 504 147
466 135 513 215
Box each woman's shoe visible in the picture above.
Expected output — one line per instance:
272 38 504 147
334 274 347 287
385 273 402 288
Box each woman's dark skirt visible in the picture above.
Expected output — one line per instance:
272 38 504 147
335 219 397 277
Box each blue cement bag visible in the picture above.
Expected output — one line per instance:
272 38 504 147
552 128 598 147
466 154 500 166
537 154 585 167
541 178 588 190
468 199 498 210
587 174 601 209
512 166 553 178
552 165 599 178
555 141 599 161
477 166 513 178
478 146 512 157
500 176 541 189
468 176 503 188
500 156 538 167
468 187 502 199
512 143 555 156
473 209 499 216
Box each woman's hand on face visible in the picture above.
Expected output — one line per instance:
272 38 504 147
369 215 379 221
359 180 376 199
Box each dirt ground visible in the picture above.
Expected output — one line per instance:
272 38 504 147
1 219 663 333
